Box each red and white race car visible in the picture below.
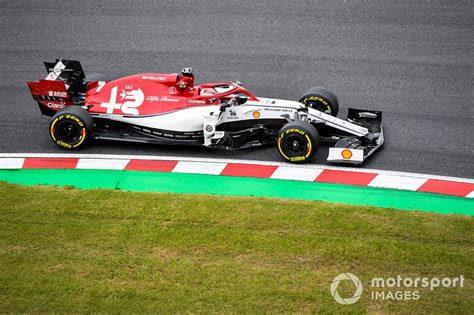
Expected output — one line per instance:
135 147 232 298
27 59 384 164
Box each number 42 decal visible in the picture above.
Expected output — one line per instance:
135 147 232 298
100 86 144 115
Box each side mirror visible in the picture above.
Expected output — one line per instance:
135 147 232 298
234 94 248 105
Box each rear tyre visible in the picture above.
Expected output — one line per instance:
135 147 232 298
299 87 339 116
277 121 320 163
49 106 93 149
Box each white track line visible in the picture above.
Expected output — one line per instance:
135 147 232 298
270 166 323 181
76 158 131 170
368 174 428 191
172 161 227 175
0 158 25 169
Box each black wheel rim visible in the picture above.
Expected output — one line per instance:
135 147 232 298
282 134 308 157
55 120 81 143
306 100 331 114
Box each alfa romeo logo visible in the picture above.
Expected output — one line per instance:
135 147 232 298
330 273 363 305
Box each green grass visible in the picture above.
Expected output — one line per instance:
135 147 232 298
0 181 472 313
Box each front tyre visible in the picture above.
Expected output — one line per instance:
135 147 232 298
277 121 320 163
299 87 339 116
49 106 93 149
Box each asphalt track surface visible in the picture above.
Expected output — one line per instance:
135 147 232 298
1 0 473 178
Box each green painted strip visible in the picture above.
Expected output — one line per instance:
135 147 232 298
0 169 472 216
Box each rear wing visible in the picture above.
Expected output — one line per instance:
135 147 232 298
43 59 85 84
27 59 87 116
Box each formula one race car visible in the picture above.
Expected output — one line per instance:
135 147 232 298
27 59 384 164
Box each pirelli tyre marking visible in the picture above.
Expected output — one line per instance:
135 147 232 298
50 114 87 149
302 96 332 114
278 128 313 162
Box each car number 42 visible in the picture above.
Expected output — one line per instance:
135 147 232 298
100 86 145 115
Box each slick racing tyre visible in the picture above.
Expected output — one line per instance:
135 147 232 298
49 106 93 149
299 87 339 116
277 121 320 163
